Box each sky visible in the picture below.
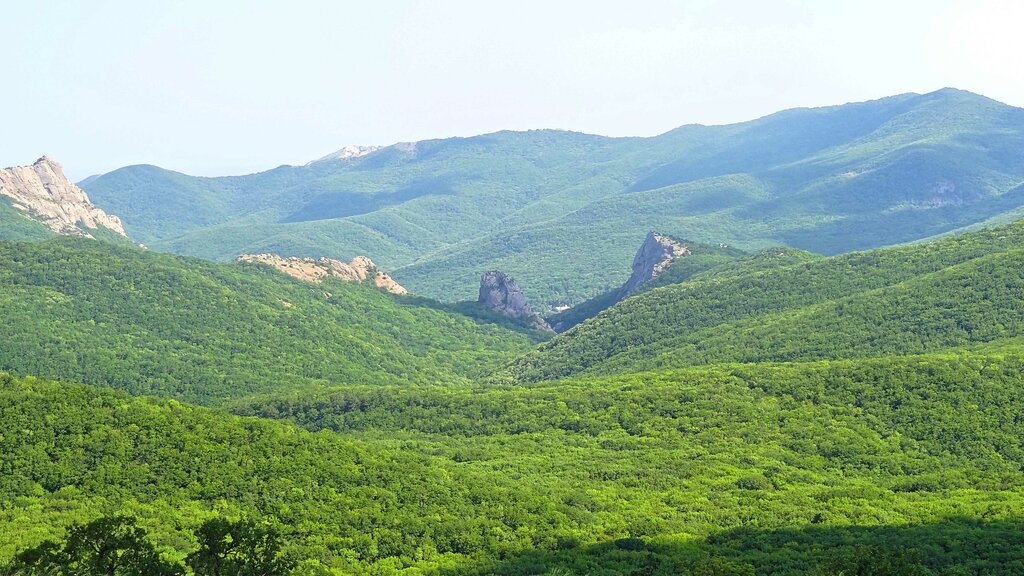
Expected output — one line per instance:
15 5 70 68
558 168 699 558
2 0 1022 180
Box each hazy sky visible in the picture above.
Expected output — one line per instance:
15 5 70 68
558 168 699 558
3 0 1022 179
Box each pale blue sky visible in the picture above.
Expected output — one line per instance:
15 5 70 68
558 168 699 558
3 0 1021 179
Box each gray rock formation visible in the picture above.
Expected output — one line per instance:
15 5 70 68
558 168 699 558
618 232 690 297
0 156 127 238
478 270 552 332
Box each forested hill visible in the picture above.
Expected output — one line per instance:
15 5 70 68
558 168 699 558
82 88 1024 305
507 218 1024 382
545 238 820 332
4 351 1024 574
0 238 534 405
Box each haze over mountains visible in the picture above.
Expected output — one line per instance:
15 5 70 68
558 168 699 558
76 88 1024 306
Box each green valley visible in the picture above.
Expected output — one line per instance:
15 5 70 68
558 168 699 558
9 4 1024 574
5 89 1024 575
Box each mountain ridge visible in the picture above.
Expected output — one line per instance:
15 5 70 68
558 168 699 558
80 88 1024 305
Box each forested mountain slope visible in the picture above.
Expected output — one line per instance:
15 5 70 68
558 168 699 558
508 218 1024 382
0 238 533 404
546 237 820 332
4 349 1024 574
82 88 1024 305
0 199 52 241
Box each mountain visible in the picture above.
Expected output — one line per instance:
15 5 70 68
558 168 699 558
6 89 1024 575
80 89 1024 305
1 156 126 240
3 198 1024 574
505 218 1024 383
0 238 533 405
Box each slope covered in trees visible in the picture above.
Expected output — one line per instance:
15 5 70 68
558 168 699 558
3 349 1024 574
7 111 1024 573
0 199 52 242
509 218 1024 382
0 238 534 404
81 89 1024 304
546 241 820 332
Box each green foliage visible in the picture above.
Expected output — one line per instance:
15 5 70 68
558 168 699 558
228 350 1024 573
6 516 182 576
81 89 1024 304
186 519 294 576
3 344 1024 573
0 199 53 242
547 241 819 332
0 238 533 404
11 137 1024 574
509 218 1024 381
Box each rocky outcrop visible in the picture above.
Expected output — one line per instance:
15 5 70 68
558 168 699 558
237 253 407 294
0 156 127 238
310 145 383 164
478 270 552 332
618 232 691 297
546 232 696 333
310 141 418 165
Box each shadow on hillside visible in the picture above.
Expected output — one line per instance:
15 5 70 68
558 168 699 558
440 516 1024 575
401 296 554 342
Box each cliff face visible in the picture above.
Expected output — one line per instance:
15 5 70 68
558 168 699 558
237 253 408 295
548 232 691 332
618 232 691 297
478 270 552 332
0 156 127 238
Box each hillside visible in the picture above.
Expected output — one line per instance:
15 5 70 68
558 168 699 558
545 235 818 332
81 88 1024 305
0 238 534 405
508 218 1024 382
4 350 1024 574
0 198 53 241
4 182 1024 574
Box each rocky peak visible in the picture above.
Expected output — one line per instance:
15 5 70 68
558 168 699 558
311 145 383 164
618 232 691 297
236 253 407 295
478 270 552 332
0 156 127 238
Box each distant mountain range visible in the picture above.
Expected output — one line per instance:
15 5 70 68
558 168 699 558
77 88 1024 306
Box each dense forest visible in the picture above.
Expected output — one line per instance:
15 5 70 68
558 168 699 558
3 350 1024 574
511 218 1024 381
3 202 1024 574
0 238 534 404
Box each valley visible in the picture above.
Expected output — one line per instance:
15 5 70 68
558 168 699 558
3 90 1024 575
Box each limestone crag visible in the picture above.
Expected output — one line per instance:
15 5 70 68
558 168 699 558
478 270 552 332
0 156 127 237
237 253 407 295
618 232 691 297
